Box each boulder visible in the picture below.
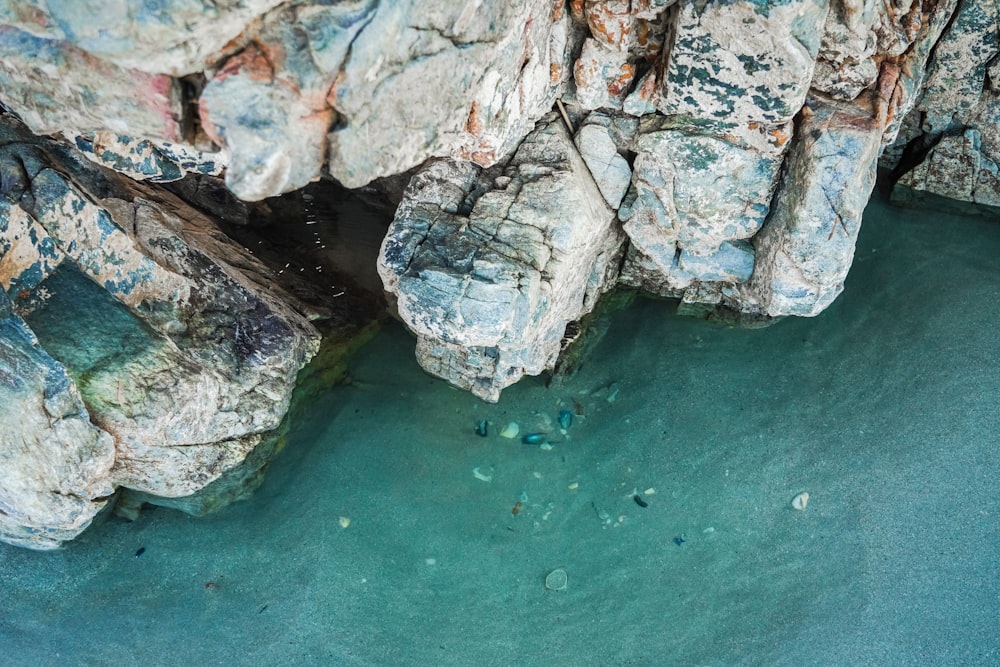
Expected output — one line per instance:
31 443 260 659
378 113 623 401
746 97 883 317
0 115 320 545
656 0 829 125
618 115 788 294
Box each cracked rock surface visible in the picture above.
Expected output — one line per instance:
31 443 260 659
0 116 319 548
378 113 623 402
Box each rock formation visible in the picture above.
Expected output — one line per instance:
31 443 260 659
0 0 996 546
0 116 319 548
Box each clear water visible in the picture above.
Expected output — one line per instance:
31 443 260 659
2 193 998 666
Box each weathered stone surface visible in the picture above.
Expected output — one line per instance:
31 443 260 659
70 133 225 184
811 0 879 100
895 128 1000 209
573 37 636 111
618 115 788 293
0 26 183 139
330 1 577 188
0 0 283 76
747 97 883 317
656 0 829 125
379 113 623 401
0 115 320 542
884 0 998 207
0 290 115 550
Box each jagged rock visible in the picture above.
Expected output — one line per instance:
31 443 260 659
894 128 1000 209
378 113 623 401
618 115 788 293
885 1 999 206
70 133 224 184
747 97 883 317
811 0 879 101
573 37 635 111
656 0 829 125
0 116 319 543
330 2 578 188
0 289 115 550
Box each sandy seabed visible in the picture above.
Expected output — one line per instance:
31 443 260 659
2 194 998 666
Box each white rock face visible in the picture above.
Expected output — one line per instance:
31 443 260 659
327 1 578 189
379 114 623 401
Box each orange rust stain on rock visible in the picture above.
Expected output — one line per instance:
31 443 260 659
466 101 485 136
215 44 274 83
550 62 562 84
607 62 636 97
767 126 791 147
550 0 565 21
571 0 586 22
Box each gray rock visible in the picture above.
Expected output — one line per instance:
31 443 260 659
0 290 115 551
811 0 880 101
895 128 1000 209
379 113 623 401
618 115 787 294
70 133 224 184
747 97 883 317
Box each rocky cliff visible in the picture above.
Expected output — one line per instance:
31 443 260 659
0 0 996 548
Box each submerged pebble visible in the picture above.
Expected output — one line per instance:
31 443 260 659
521 432 547 445
499 422 520 439
474 419 488 437
791 492 809 510
558 409 573 430
544 568 568 591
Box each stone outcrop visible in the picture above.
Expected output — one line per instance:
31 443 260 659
886 0 1000 209
0 116 319 548
747 97 883 316
0 0 996 547
378 113 623 402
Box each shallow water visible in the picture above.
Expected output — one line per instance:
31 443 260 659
2 194 998 666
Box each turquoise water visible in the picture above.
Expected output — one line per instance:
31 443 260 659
2 193 998 665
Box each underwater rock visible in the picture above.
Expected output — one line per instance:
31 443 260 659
378 112 624 402
0 115 319 545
